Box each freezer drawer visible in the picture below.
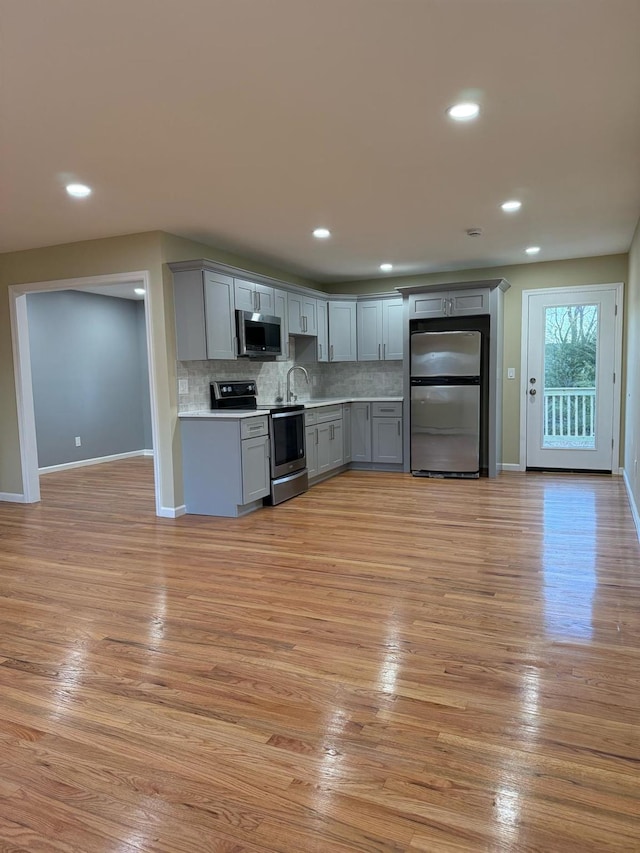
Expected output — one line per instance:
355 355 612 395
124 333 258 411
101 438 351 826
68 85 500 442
411 385 480 474
410 330 481 377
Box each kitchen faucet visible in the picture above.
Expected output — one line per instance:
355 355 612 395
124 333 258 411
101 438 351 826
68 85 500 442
286 365 309 403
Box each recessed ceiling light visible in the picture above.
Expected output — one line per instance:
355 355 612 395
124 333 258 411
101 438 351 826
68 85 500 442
312 227 331 239
501 200 522 213
379 263 393 272
66 183 92 198
134 288 146 295
447 102 480 121
525 246 541 255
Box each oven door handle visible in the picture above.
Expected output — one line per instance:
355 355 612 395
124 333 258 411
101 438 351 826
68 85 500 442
271 410 304 419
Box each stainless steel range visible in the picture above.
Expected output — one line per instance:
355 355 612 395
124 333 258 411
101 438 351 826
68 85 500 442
211 381 308 506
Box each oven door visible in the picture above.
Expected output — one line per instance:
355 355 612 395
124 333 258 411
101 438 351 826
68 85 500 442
270 410 306 479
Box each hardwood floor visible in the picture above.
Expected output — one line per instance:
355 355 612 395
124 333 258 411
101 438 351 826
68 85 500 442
0 460 639 852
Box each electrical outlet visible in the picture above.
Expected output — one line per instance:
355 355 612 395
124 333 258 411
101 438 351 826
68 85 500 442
178 378 189 394
507 367 516 380
312 376 318 387
75 436 81 447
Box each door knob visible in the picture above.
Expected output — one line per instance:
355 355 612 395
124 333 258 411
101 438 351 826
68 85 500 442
529 388 537 396
529 377 536 384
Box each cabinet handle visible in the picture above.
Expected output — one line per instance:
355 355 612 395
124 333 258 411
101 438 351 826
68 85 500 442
378 343 381 359
366 406 369 421
316 429 319 445
330 344 334 361
397 421 401 436
302 315 307 332
319 343 322 359
383 343 386 359
380 407 394 412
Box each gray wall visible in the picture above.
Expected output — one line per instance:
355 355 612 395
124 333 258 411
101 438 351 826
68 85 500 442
27 290 153 468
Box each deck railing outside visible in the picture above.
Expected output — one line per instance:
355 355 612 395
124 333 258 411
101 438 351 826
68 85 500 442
544 387 596 440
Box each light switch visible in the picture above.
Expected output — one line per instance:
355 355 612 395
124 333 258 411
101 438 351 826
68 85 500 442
178 379 189 394
507 367 516 380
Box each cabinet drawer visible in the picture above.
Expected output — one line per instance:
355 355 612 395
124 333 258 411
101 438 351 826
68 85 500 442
240 416 269 439
372 402 402 418
304 409 318 426
316 404 343 423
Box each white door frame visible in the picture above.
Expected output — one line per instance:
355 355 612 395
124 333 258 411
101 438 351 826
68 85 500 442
519 282 624 473
8 270 164 515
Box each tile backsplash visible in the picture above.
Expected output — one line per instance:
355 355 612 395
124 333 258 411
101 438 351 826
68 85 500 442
177 338 403 411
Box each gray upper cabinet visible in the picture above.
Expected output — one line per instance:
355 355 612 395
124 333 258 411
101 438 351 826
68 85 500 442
316 299 329 362
234 278 275 315
288 292 317 335
328 300 357 362
273 288 290 360
173 268 236 361
357 297 403 361
409 287 490 319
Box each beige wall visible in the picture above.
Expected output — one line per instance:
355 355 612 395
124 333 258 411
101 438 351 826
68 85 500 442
624 220 640 515
325 253 628 465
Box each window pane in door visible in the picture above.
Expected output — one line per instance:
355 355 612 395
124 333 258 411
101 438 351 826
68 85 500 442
543 304 598 449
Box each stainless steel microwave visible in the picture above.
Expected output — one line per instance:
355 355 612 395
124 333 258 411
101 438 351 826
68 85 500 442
236 310 282 357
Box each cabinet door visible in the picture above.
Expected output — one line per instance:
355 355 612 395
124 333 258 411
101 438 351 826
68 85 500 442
372 417 403 464
408 292 448 319
305 426 318 478
382 298 404 360
241 434 271 503
234 279 256 312
316 300 329 362
450 288 490 316
316 423 332 474
329 421 344 470
204 272 236 360
329 301 357 361
357 300 382 361
254 283 275 315
274 289 289 360
351 403 372 462
288 293 304 334
302 296 317 336
173 269 208 361
342 404 352 463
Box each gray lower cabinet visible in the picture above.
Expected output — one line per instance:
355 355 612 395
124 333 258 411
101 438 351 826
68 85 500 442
306 406 344 479
342 403 352 463
351 401 403 466
305 424 318 478
180 415 270 517
351 402 372 462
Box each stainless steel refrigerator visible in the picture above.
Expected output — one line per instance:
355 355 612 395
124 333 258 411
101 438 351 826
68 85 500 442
410 330 482 477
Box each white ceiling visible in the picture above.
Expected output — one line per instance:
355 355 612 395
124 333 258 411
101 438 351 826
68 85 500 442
2 0 639 282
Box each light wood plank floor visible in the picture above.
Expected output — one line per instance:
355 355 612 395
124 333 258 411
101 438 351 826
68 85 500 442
0 459 639 852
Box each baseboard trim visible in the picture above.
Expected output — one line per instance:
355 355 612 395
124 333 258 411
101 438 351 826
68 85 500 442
39 449 152 474
499 463 523 472
158 505 186 519
622 468 640 542
0 492 28 503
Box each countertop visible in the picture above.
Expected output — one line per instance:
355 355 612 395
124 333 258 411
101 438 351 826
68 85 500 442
178 396 403 419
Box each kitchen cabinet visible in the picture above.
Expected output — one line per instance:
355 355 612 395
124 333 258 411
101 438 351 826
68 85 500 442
342 403 352 463
357 297 403 361
273 288 290 360
328 300 357 362
173 268 236 361
351 402 372 462
180 415 270 517
306 405 344 479
409 287 490 319
372 403 403 464
351 401 403 466
316 299 329 362
288 292 317 336
234 278 275 315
